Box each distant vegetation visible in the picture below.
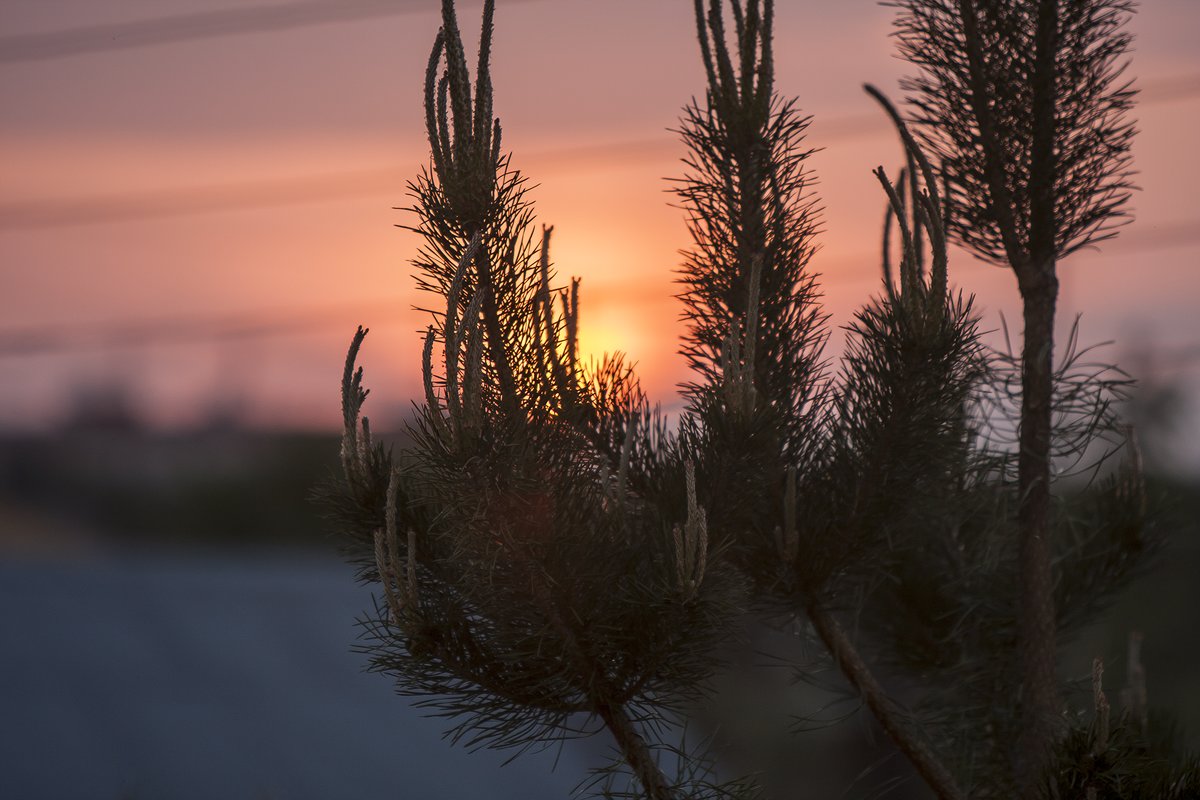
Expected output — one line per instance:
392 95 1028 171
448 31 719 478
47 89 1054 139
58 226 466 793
0 429 338 549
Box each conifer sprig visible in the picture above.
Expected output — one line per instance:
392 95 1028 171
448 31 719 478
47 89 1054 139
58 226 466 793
890 3 1140 789
319 1 1198 797
676 5 974 797
677 0 826 461
894 0 1137 265
328 3 751 798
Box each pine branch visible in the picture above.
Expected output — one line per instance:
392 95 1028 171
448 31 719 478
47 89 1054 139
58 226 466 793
893 2 1139 791
496 524 677 800
317 2 1186 798
678 6 971 796
807 603 965 800
327 4 752 797
676 0 825 463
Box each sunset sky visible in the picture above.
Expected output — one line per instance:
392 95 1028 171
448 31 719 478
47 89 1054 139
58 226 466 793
2 0 1198 465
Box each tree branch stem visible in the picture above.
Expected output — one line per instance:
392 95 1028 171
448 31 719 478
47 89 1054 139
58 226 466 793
1015 1 1064 791
595 699 676 800
807 603 966 800
1015 264 1062 795
501 532 677 799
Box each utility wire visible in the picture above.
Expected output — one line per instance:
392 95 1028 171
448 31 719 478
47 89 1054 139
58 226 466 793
0 300 407 357
0 0 536 63
1 215 1197 359
0 137 691 230
4 301 1199 363
2 74 1196 231
0 167 403 230
0 135 706 229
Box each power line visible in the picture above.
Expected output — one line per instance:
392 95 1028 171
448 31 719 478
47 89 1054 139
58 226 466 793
0 0 529 64
0 167 403 230
1099 220 1200 254
0 300 407 357
1 215 1197 359
0 138 666 230
2 74 1196 231
1139 73 1200 104
0 134 717 230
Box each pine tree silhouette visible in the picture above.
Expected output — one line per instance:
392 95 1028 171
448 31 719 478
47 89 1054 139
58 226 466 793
320 1 1198 797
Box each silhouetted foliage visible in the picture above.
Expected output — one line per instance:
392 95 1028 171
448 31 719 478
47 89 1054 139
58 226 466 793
892 0 1142 793
317 1 1197 798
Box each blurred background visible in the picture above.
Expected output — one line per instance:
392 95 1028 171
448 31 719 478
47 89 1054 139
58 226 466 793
1 0 1197 797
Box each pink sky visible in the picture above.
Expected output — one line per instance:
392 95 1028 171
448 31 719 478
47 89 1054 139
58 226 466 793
2 0 1198 466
